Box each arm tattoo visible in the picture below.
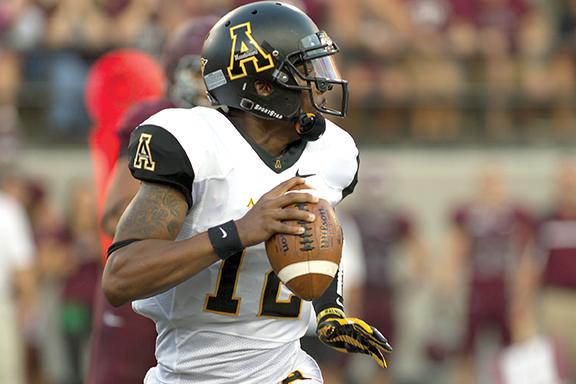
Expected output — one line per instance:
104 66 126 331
115 182 188 241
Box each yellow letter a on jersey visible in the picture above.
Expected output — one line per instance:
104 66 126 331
133 133 156 171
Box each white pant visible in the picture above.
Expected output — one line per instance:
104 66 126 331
144 345 323 384
277 348 323 383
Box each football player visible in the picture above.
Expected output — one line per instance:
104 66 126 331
87 17 217 384
102 2 392 383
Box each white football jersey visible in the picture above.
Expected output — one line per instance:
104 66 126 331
127 106 359 383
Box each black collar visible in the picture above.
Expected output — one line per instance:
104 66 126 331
220 109 307 173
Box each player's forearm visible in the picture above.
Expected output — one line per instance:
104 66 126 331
312 269 344 318
103 234 219 306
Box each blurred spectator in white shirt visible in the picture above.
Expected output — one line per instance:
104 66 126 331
0 188 37 384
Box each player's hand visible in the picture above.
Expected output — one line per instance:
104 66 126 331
235 177 318 247
316 308 393 368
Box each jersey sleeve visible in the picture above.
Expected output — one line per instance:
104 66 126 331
128 124 195 207
117 99 174 157
341 154 359 200
307 120 360 205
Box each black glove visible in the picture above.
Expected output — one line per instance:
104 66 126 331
315 308 393 368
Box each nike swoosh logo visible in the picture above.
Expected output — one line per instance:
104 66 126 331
219 227 227 238
336 296 344 308
296 169 316 178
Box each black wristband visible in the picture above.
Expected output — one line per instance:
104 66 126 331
107 239 142 259
208 220 244 260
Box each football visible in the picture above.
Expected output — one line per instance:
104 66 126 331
265 192 343 301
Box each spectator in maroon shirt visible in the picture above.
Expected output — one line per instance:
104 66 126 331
443 166 535 383
452 3 532 66
450 0 530 42
347 167 428 384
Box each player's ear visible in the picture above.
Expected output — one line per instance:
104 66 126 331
254 80 273 97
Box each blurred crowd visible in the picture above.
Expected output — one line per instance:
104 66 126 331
1 0 576 146
0 172 100 384
2 1 576 384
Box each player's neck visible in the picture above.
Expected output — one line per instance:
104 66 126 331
230 111 300 157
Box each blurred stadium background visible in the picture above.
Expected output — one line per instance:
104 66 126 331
1 0 576 383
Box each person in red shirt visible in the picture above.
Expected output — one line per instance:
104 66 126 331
84 48 166 384
86 16 217 384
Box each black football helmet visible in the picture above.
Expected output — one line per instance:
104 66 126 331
200 1 348 120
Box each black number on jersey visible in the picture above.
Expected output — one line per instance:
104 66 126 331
204 251 245 316
203 251 301 318
259 271 301 318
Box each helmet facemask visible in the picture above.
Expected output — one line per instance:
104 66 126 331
272 31 349 117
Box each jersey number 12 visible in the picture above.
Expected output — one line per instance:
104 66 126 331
204 251 302 318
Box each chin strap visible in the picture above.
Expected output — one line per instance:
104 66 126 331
294 112 326 141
